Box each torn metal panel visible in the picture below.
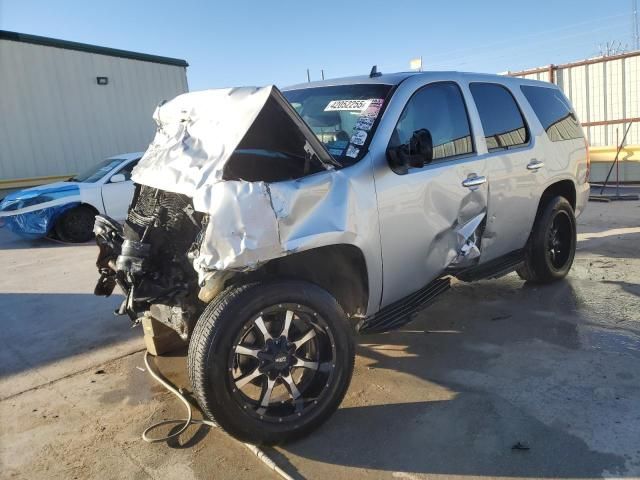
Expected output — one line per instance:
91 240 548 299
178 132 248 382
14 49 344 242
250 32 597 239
191 180 281 278
447 211 486 267
191 169 363 283
268 170 360 251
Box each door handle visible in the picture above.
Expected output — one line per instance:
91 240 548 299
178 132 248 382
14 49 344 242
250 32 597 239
527 159 545 171
461 175 487 188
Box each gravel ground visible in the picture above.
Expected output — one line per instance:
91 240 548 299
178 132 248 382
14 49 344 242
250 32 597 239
1 198 639 480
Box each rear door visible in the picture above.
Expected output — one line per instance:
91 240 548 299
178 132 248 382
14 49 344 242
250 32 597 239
468 82 544 261
373 81 489 307
100 160 138 220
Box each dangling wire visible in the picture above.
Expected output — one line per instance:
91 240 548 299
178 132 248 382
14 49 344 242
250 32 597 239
141 352 295 480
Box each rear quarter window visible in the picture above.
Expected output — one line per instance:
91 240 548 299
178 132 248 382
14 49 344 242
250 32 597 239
521 85 584 142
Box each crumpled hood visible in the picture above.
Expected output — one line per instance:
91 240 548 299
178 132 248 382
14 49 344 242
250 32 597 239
130 85 367 285
131 85 337 203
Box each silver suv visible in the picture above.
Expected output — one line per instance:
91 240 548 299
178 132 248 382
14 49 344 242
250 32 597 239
93 70 590 445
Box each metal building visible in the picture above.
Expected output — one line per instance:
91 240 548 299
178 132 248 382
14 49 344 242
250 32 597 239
0 31 189 190
507 51 640 182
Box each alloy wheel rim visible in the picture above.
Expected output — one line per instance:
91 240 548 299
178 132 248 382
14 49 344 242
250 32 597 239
227 304 336 423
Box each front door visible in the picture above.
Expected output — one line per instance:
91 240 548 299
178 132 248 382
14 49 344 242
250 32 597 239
373 81 489 308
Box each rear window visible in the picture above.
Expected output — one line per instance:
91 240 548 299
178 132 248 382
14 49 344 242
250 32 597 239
521 86 584 142
470 83 528 151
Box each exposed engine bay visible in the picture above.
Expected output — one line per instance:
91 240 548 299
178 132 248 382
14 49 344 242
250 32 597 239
92 85 348 337
94 185 206 338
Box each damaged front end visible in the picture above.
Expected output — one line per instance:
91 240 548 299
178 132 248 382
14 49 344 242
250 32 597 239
94 187 205 338
93 85 348 338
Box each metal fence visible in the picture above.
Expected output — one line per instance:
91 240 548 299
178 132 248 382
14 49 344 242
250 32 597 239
507 51 640 147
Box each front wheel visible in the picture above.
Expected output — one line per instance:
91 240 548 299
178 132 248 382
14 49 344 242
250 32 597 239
188 280 355 445
54 205 96 243
517 196 577 283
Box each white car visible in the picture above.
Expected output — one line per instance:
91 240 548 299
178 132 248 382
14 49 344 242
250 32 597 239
0 152 142 242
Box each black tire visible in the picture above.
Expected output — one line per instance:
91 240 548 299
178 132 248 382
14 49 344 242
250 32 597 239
517 196 576 283
188 280 355 445
54 205 96 243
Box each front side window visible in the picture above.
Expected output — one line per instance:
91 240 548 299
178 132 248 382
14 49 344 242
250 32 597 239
470 83 529 151
521 85 584 142
389 82 473 164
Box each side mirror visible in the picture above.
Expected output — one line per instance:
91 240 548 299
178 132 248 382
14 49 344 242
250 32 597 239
387 129 433 174
110 173 126 183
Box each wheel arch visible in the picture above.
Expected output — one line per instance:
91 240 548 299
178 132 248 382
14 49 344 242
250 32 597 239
234 244 370 319
78 202 100 215
537 179 576 214
53 202 99 226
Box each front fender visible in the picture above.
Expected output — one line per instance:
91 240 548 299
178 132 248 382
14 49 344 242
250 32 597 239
192 165 383 316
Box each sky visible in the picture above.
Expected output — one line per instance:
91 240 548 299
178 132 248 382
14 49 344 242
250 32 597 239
1 0 636 90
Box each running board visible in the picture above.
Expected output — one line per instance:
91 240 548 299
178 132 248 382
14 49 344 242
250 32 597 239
358 277 451 334
455 249 524 282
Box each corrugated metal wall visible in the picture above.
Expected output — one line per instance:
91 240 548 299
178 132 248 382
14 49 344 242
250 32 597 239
0 39 188 182
510 52 640 147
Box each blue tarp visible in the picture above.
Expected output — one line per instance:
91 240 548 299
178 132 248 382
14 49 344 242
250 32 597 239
0 184 80 238
1 202 80 239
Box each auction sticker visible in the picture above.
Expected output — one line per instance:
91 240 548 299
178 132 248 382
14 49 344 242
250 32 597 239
324 99 371 112
361 98 384 118
355 116 375 131
346 145 360 158
350 130 367 146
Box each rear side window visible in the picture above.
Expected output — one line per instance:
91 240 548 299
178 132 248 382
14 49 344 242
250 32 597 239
389 82 474 163
470 83 529 151
521 85 584 142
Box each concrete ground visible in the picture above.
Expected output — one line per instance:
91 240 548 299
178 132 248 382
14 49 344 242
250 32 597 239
1 199 639 480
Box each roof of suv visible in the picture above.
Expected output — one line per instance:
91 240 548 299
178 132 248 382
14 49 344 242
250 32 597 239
283 70 552 91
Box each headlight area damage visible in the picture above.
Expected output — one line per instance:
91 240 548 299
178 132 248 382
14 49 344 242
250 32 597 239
94 85 359 339
0 185 81 238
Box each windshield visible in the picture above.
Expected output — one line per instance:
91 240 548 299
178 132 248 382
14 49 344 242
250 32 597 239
71 158 124 183
283 84 393 165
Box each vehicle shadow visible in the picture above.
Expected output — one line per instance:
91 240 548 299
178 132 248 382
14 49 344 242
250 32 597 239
0 229 95 250
602 279 640 299
0 292 137 379
278 277 632 477
576 229 640 260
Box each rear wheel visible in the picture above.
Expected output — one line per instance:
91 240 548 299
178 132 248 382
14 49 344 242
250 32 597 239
54 205 96 243
517 196 576 283
188 280 355 445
